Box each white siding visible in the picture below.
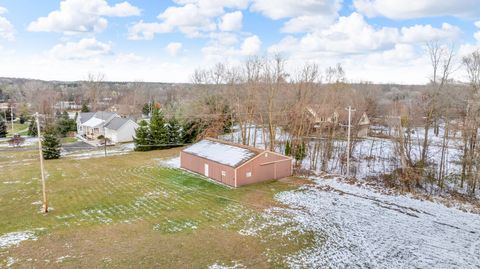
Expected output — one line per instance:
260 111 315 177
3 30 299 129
105 120 138 143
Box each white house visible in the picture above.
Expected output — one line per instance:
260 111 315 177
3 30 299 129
104 117 139 143
77 112 139 143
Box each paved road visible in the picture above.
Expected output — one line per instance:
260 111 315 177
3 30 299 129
62 141 95 152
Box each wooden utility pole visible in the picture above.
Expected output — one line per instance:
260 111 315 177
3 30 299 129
35 112 48 213
10 106 14 134
345 106 356 178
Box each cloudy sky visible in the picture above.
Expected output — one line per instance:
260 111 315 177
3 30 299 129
0 0 478 83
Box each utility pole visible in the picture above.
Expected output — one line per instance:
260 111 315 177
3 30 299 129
10 106 14 134
345 106 356 178
102 111 107 157
35 112 48 213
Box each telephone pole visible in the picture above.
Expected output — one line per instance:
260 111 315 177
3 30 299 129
345 106 356 178
10 106 14 134
35 112 48 213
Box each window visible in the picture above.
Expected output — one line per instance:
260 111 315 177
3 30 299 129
221 171 226 177
246 172 252 178
265 153 268 157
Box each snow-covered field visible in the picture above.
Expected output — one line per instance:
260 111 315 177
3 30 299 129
242 176 480 268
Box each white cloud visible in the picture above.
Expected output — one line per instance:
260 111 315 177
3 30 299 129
128 21 171 40
50 38 112 60
0 7 14 41
400 23 462 43
28 0 140 34
354 0 480 19
270 13 399 55
209 32 239 46
475 21 480 28
219 11 243 32
129 0 248 39
269 12 463 57
241 35 262 55
202 35 262 62
282 15 335 33
251 0 341 32
475 32 480 42
166 42 183 56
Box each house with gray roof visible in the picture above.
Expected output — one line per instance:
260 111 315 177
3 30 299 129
77 112 139 143
104 117 139 143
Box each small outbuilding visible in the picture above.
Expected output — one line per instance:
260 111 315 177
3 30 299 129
180 138 293 187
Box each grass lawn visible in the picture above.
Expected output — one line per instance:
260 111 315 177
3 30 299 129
6 123 29 137
0 148 311 268
60 137 78 144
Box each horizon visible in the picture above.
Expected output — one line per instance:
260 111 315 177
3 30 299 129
0 1 478 84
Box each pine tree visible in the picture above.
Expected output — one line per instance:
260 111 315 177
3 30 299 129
81 104 90 112
5 105 14 121
27 118 38 137
142 102 152 116
285 140 291 156
134 120 150 151
294 141 307 166
149 107 167 149
42 127 62 160
166 117 182 146
0 119 7 138
181 120 199 144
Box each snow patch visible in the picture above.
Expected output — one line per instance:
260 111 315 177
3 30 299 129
184 139 257 167
0 231 38 249
157 157 180 168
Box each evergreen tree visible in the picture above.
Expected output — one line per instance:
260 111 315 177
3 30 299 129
5 104 14 121
81 104 90 112
134 120 151 151
55 117 76 137
294 141 307 165
149 107 167 149
0 118 7 138
181 120 199 144
166 117 182 146
285 140 291 156
27 118 38 137
42 127 61 160
142 102 152 116
62 111 69 120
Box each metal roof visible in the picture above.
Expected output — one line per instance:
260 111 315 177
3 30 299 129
182 138 260 167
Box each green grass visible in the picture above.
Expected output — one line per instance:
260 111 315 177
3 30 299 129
6 122 29 137
0 148 311 268
60 137 78 144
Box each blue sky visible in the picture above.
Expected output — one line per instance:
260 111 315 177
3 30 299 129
0 0 478 83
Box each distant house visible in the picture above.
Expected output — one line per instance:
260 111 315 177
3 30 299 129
54 101 82 111
180 138 293 187
306 105 371 137
77 111 139 143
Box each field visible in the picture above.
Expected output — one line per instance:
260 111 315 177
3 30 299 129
0 147 310 268
1 145 480 268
